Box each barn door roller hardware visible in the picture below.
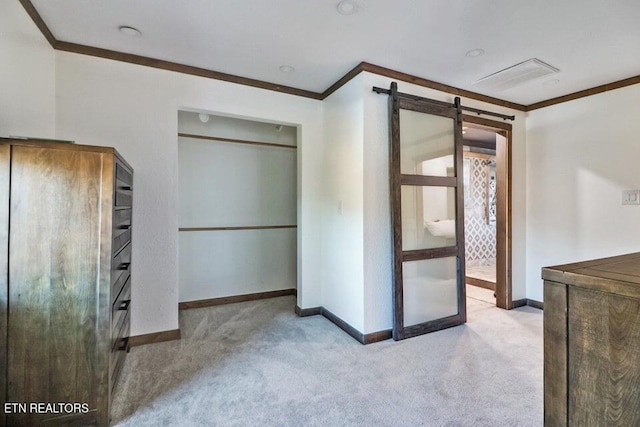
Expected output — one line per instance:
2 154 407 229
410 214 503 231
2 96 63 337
373 84 515 121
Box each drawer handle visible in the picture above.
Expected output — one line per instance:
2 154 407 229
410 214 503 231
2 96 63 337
118 225 132 230
118 299 131 311
117 337 130 352
119 186 133 191
119 262 131 271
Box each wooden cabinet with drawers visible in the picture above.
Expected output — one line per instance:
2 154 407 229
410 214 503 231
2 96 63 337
543 253 640 427
0 138 133 426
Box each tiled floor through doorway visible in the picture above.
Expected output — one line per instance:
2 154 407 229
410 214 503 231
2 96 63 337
466 263 496 284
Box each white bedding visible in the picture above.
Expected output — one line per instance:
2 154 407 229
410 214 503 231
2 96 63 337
424 219 456 239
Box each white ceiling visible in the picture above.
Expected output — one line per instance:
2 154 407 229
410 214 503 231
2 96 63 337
464 127 496 144
31 0 640 104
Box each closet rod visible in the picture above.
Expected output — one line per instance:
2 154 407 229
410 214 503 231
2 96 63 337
372 86 516 121
179 225 297 232
178 133 297 149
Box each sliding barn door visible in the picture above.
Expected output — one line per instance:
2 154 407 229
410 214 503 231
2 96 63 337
388 83 466 340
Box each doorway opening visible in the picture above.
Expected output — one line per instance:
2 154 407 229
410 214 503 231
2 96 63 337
462 116 512 311
176 111 298 309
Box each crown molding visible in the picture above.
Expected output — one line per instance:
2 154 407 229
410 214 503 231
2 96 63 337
18 0 324 100
54 41 324 99
358 62 528 111
525 74 640 111
320 62 365 99
18 0 640 112
18 0 56 47
319 62 527 111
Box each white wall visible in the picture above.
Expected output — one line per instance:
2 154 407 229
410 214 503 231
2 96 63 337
179 229 297 301
363 72 528 334
178 139 296 226
526 85 640 302
0 0 55 138
321 74 366 332
177 113 297 228
55 51 324 336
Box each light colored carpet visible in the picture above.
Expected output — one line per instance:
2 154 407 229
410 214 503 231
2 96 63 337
112 296 542 426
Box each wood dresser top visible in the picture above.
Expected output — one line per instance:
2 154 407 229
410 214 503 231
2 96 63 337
543 252 640 299
0 137 133 171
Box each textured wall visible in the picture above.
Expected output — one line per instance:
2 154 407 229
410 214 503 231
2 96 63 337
321 75 365 332
0 0 55 138
526 84 640 302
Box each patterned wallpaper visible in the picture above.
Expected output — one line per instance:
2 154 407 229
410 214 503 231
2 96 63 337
464 155 496 266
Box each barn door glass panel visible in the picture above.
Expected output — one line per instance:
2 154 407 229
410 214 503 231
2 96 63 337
389 85 466 340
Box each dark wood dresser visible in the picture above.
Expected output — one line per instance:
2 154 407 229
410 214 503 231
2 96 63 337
543 253 640 426
0 138 133 426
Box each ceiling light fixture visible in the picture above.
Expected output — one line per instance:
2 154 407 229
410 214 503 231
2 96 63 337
465 49 485 58
279 65 294 73
337 0 358 15
118 26 142 37
198 113 210 123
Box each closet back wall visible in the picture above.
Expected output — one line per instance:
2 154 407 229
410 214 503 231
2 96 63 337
178 112 297 302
